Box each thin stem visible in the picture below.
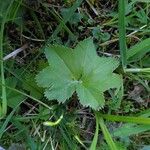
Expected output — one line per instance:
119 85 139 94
0 83 52 111
125 68 150 73
119 0 127 68
0 0 15 117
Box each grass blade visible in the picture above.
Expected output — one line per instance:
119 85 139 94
0 0 15 118
119 0 127 68
75 135 87 149
113 124 150 137
113 109 150 137
127 38 150 62
0 83 51 110
101 114 150 125
0 0 22 118
99 117 118 150
90 112 99 150
0 101 23 138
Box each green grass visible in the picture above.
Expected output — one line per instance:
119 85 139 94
0 0 150 149
119 0 127 68
0 0 15 118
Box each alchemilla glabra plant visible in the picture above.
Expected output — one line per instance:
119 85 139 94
36 38 122 110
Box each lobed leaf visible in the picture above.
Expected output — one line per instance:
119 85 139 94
36 38 122 109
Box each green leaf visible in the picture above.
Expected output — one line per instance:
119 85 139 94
22 73 43 99
133 0 150 2
113 124 150 137
127 38 150 63
97 142 127 150
61 9 83 25
119 0 127 68
0 77 24 108
113 109 150 137
100 114 150 125
90 112 99 150
99 117 118 150
36 38 122 110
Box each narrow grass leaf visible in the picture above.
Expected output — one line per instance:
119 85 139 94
75 135 87 149
0 0 15 118
59 125 77 150
113 109 150 137
133 0 150 2
101 114 150 125
127 38 150 62
90 112 99 150
113 124 150 137
0 101 23 138
119 0 127 68
99 117 118 150
0 83 51 110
